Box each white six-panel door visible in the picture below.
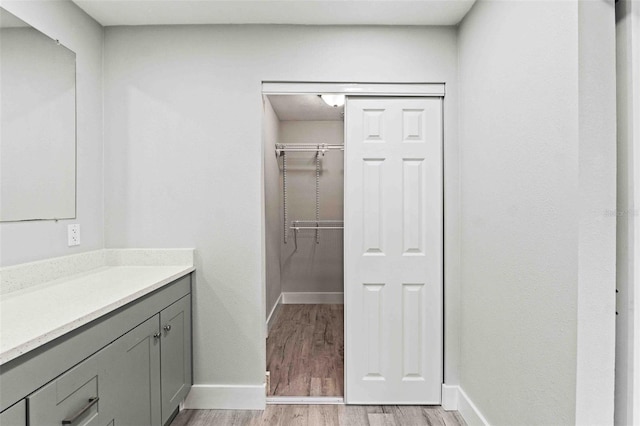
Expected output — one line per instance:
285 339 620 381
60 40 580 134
345 97 443 404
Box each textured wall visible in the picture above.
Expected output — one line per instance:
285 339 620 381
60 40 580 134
104 24 459 396
575 1 616 423
459 1 579 424
615 0 640 424
458 0 616 424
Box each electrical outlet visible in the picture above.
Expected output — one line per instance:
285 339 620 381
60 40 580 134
68 224 80 246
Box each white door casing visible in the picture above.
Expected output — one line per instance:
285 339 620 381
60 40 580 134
344 97 443 404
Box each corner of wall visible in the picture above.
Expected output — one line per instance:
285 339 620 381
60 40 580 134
441 384 490 426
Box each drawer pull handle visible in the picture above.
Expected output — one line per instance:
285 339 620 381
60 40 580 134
153 332 161 340
163 324 171 332
62 397 99 425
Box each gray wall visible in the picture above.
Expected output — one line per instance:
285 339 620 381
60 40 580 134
458 0 616 424
104 24 460 398
575 1 616 422
0 0 104 266
279 121 344 295
0 2 620 418
263 97 282 321
615 0 640 424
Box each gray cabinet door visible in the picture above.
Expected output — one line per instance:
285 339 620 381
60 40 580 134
28 352 102 426
160 295 192 425
99 315 162 426
0 400 26 426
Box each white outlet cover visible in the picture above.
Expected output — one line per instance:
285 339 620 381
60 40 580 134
67 224 80 246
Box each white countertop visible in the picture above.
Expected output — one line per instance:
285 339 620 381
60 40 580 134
0 255 194 365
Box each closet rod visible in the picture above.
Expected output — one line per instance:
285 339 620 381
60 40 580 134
290 226 344 230
275 143 344 157
290 220 344 250
290 220 344 230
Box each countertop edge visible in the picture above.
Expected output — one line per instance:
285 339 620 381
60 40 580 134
0 266 195 366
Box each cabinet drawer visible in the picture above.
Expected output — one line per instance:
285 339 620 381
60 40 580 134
0 400 26 426
28 353 102 426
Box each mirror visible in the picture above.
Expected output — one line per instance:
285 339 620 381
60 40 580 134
0 7 76 222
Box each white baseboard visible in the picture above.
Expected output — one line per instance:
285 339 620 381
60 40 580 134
266 396 344 405
266 293 283 337
441 384 459 411
457 387 490 426
281 292 343 304
184 384 266 410
440 384 489 426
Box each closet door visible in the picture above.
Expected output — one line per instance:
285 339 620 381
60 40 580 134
344 97 443 404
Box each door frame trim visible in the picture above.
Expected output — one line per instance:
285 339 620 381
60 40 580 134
261 81 446 405
262 82 445 97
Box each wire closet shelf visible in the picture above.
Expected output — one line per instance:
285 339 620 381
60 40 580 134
277 143 345 246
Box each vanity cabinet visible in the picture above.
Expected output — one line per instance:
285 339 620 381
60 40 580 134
0 274 192 426
160 295 192 425
100 295 192 426
28 351 102 426
99 315 162 426
0 400 26 426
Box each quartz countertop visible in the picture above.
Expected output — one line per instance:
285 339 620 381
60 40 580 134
0 250 194 365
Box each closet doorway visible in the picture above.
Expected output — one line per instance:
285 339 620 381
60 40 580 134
263 91 345 402
262 83 444 405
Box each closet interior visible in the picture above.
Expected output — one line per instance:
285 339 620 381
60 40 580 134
263 94 345 398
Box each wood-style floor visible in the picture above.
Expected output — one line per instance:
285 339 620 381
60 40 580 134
171 405 466 426
266 304 344 397
172 304 466 426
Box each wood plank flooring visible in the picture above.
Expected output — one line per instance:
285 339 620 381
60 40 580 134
173 303 466 426
266 304 344 397
171 405 466 426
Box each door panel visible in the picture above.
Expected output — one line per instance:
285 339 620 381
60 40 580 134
99 315 161 426
363 159 385 254
402 159 425 254
345 97 443 404
362 282 385 380
160 295 192 425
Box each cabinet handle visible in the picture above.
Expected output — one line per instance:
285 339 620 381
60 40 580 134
153 332 161 340
163 324 172 332
62 397 99 424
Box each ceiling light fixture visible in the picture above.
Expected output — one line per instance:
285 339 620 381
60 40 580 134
319 94 345 108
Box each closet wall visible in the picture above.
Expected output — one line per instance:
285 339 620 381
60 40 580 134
263 97 282 322
279 121 344 296
105 24 459 404
264 104 344 321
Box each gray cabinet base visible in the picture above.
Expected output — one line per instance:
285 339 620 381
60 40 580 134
0 273 193 426
0 400 26 426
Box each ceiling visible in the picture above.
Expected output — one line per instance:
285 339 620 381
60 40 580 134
268 95 344 121
72 0 476 27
